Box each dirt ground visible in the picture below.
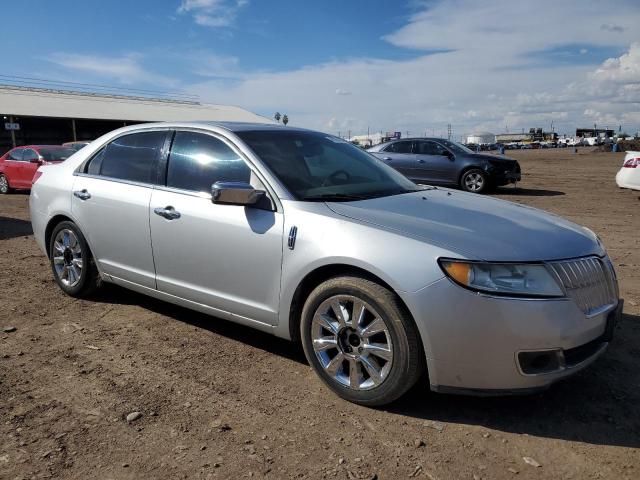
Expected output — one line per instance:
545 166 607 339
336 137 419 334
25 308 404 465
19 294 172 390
1 147 639 480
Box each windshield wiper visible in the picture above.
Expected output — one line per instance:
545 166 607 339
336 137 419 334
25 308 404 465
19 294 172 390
301 193 369 202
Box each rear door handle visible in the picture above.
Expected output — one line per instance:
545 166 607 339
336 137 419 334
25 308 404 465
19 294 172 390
154 206 181 220
417 159 426 163
382 157 391 161
73 189 91 200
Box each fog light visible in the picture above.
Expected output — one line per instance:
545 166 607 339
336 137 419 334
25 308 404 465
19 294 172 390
518 350 563 375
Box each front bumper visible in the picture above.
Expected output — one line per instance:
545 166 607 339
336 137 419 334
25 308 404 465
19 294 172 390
400 277 621 394
493 171 521 185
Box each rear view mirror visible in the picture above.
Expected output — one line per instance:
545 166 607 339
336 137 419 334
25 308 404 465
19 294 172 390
211 181 266 206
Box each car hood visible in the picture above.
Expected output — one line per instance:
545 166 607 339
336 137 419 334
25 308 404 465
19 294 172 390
326 189 602 261
472 153 516 164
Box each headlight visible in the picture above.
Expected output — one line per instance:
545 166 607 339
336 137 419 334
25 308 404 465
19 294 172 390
439 259 564 297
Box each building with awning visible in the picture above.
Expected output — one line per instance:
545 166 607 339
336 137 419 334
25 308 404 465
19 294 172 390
1 85 271 154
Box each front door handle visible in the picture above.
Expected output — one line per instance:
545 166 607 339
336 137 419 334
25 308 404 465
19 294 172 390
417 159 426 163
73 189 91 200
382 157 391 161
154 206 181 220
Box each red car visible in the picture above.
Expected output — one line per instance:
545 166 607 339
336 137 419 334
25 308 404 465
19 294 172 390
0 145 76 194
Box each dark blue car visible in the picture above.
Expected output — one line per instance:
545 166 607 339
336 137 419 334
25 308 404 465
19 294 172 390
368 138 521 193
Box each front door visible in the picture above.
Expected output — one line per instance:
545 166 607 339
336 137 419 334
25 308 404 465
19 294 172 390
149 130 284 325
21 149 41 187
71 130 169 288
413 140 457 184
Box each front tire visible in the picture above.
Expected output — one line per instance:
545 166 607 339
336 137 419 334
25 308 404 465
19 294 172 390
301 276 424 406
0 174 11 194
460 168 488 193
49 221 100 297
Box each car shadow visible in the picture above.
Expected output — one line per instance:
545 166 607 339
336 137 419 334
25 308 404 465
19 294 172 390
492 186 565 197
0 215 33 240
90 283 307 365
390 311 640 448
90 284 639 448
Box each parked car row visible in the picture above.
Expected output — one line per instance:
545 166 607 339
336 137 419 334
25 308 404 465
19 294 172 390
29 121 621 406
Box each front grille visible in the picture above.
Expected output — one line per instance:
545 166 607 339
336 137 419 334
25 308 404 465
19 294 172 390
548 256 617 315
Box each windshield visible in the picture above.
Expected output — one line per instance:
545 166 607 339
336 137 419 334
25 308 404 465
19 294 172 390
440 140 474 155
38 147 75 161
237 130 419 201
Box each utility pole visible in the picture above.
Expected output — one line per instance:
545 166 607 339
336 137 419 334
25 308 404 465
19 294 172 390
447 123 452 140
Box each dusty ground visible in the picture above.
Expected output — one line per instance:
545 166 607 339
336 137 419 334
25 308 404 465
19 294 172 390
1 147 639 480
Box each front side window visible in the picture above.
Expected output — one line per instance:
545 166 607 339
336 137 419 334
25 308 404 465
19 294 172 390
416 141 448 156
8 148 23 161
237 130 418 201
166 131 251 193
22 149 39 162
384 141 413 154
94 131 166 183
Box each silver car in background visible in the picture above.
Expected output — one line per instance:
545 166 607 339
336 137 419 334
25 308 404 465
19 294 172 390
29 122 622 406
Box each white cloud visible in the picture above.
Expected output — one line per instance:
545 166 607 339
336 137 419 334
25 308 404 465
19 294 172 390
47 53 177 87
177 0 248 28
183 1 640 137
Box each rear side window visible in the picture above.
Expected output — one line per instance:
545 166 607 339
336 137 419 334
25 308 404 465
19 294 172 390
384 141 413 154
93 131 166 184
166 131 251 193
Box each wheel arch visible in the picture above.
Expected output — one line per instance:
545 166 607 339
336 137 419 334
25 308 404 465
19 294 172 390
457 164 487 184
287 264 422 352
44 214 76 257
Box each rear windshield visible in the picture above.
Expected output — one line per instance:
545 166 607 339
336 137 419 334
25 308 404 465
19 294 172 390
38 147 76 161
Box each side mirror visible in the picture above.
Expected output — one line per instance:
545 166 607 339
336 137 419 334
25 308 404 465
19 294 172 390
443 150 454 160
211 181 266 206
29 158 42 164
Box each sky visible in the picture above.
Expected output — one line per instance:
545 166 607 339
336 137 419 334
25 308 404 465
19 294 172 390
3 0 640 138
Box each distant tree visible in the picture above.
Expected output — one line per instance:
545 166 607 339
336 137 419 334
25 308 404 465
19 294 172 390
274 112 281 123
282 114 289 126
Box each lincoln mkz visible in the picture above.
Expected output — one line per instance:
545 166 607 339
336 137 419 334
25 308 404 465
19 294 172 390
30 122 622 406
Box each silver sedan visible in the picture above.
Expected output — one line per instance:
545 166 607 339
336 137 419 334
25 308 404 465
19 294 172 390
29 122 622 406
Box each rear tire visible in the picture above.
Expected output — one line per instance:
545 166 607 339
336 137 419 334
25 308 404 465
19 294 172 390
460 168 488 193
0 174 11 194
301 276 424 406
49 221 100 297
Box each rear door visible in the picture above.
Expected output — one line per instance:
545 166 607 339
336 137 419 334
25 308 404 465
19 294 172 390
72 130 169 288
3 148 24 187
149 130 284 325
413 140 457 184
374 141 416 179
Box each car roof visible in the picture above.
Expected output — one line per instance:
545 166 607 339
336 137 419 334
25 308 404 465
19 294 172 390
123 121 316 135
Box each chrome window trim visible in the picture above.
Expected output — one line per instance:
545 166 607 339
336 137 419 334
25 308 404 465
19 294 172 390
73 172 154 190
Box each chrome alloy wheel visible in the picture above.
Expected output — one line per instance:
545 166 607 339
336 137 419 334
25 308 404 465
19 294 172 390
311 295 393 390
464 171 485 191
52 229 83 287
0 175 8 193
